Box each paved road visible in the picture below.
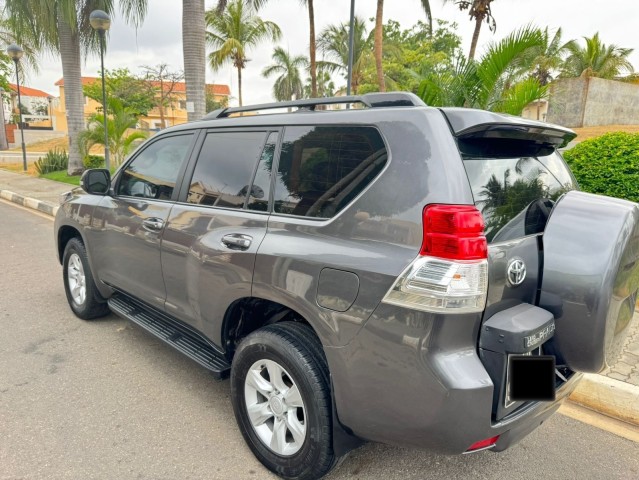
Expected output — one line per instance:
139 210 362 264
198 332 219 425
1 200 638 480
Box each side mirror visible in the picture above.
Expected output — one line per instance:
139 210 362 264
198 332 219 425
80 168 111 195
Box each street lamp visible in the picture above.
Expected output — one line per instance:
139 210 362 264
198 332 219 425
0 87 8 150
90 9 111 171
7 44 27 171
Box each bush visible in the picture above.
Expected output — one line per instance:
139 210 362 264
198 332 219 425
84 155 105 169
34 148 69 175
563 132 639 203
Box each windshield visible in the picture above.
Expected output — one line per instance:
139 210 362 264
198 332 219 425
463 152 577 243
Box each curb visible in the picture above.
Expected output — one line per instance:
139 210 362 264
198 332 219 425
570 373 639 426
0 189 58 217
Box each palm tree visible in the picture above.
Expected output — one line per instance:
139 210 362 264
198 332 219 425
318 17 371 95
78 98 148 167
182 0 206 121
561 33 634 79
300 0 318 97
206 0 281 107
262 47 307 101
446 0 496 60
4 0 147 175
525 27 571 86
373 0 432 92
418 26 546 115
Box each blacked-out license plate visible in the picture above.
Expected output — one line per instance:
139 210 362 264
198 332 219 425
508 355 556 402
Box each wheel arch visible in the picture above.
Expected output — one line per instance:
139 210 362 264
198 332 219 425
57 224 85 264
222 296 364 457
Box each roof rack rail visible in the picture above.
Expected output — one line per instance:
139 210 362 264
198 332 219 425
204 92 425 120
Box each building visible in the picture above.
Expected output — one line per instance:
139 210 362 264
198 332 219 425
52 76 231 133
5 84 56 128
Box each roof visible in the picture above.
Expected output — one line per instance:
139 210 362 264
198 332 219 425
8 84 53 98
54 76 231 96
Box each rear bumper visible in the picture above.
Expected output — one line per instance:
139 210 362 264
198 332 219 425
325 303 582 454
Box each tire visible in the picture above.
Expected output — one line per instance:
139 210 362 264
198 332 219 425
62 237 110 320
231 322 337 480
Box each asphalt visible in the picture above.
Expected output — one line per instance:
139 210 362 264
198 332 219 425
1 162 639 426
1 197 639 480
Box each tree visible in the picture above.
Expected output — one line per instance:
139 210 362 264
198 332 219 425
304 65 335 98
206 0 281 106
373 0 432 92
418 26 547 115
262 47 308 101
561 33 634 79
524 27 571 86
78 97 148 167
141 64 184 129
83 68 155 117
360 19 462 94
206 89 229 112
182 0 206 121
446 0 496 60
318 16 372 95
5 0 147 175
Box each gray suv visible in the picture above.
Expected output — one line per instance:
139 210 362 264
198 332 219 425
55 92 639 479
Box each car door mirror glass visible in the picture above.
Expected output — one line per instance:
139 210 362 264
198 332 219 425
81 169 111 195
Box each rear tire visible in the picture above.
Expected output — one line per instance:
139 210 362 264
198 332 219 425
62 237 110 320
230 322 337 480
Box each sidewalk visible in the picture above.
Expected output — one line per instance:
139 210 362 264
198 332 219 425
0 169 72 215
0 166 638 426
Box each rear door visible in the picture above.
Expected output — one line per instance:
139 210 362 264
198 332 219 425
160 129 278 346
462 152 578 317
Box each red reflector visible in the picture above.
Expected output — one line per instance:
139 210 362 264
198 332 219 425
466 435 500 452
421 205 487 260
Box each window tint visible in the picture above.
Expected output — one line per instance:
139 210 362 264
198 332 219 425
463 153 577 243
273 126 387 218
187 131 267 208
247 132 278 212
117 133 193 200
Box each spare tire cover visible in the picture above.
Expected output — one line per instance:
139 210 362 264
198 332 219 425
541 191 639 373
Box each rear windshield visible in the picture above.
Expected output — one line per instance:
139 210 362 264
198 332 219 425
463 152 577 243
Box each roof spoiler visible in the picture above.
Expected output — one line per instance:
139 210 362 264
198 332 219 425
439 108 577 157
204 92 425 119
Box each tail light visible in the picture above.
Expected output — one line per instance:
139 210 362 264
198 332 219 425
382 205 488 314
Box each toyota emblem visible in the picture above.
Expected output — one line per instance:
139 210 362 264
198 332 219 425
507 258 526 287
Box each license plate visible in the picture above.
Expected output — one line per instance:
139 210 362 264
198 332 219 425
507 355 556 402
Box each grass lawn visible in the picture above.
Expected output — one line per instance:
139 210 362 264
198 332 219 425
40 170 81 186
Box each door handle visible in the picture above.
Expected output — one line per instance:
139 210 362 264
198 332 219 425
222 234 253 250
142 217 165 232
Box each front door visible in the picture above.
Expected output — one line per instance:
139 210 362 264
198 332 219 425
161 129 278 346
91 131 198 310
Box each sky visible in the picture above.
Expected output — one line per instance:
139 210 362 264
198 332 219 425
21 0 639 107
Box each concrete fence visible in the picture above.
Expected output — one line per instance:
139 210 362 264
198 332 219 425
547 77 639 128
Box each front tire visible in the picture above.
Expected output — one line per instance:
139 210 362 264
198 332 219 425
231 322 337 480
62 237 110 320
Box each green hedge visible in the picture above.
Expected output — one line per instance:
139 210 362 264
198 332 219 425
563 132 639 203
83 155 104 169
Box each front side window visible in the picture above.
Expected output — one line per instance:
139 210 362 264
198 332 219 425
187 131 268 208
117 133 194 200
272 126 387 218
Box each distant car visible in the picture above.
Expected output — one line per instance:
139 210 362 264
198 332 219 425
54 92 639 480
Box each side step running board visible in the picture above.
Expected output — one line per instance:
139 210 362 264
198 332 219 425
108 294 231 379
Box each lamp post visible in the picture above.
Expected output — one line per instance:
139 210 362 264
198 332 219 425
346 0 355 97
90 9 111 171
0 88 8 150
7 44 27 171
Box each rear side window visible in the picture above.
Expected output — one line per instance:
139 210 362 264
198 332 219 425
272 126 387 218
187 131 267 208
463 153 577 242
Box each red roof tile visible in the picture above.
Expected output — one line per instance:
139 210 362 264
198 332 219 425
8 84 53 98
